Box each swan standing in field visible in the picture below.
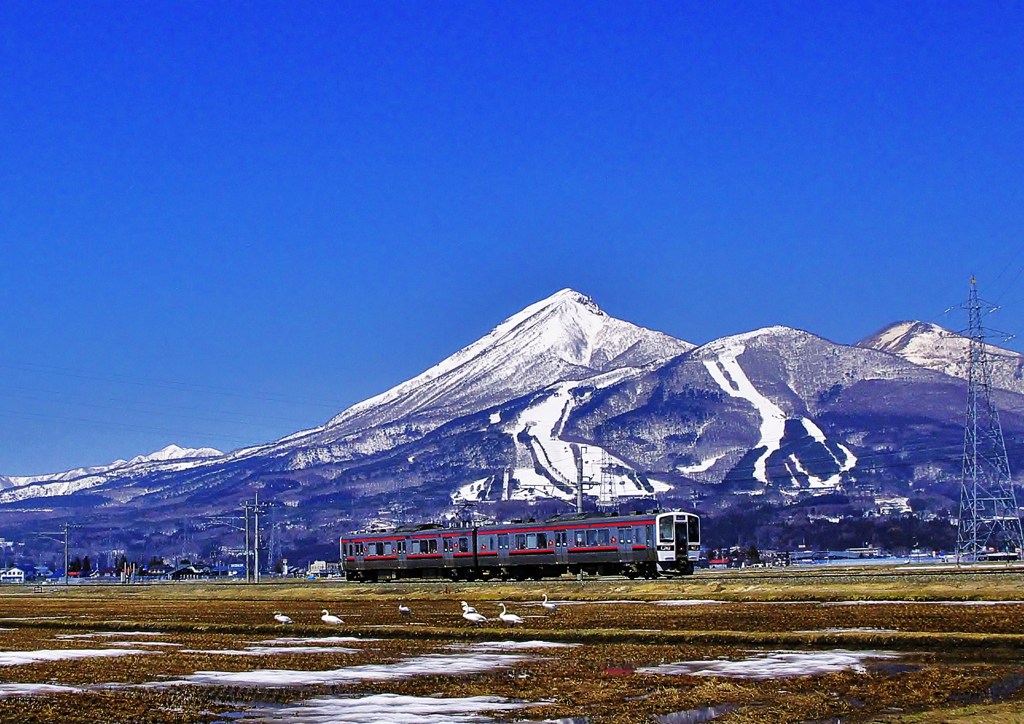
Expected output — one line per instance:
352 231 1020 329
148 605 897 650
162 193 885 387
398 602 413 617
460 600 478 614
541 594 557 613
321 609 344 625
462 607 488 625
273 611 293 624
498 603 524 625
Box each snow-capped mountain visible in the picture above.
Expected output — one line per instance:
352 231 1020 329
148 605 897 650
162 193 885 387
0 444 222 500
2 291 1024 557
252 288 693 468
326 288 692 433
858 321 1024 393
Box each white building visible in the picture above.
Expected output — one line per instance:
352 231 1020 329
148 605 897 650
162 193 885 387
0 566 25 584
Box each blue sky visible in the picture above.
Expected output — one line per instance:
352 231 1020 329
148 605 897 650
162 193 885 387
3 3 1024 474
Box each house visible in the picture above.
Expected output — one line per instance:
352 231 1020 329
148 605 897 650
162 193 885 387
0 566 25 584
308 560 341 577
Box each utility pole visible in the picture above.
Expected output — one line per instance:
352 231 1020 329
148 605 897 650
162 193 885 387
37 523 76 586
956 277 1024 561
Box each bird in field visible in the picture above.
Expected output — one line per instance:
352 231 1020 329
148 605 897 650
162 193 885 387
321 609 344 625
398 602 413 617
541 594 557 613
460 600 478 614
462 607 488 625
273 611 293 625
498 603 524 625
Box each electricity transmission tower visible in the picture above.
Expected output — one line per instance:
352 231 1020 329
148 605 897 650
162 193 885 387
955 277 1024 561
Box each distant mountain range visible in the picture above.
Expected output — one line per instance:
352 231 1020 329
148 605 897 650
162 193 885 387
3 289 1023 558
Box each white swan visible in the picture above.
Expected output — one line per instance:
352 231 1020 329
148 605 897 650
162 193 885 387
541 594 557 613
398 602 413 616
273 611 293 624
462 609 488 625
498 603 524 625
460 600 478 614
321 609 344 625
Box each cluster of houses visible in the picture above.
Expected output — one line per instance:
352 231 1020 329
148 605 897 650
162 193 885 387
0 559 343 584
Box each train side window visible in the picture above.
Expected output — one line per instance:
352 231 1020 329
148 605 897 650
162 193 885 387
515 534 527 550
598 529 610 545
688 516 700 543
586 529 598 546
382 541 392 555
575 530 586 546
634 527 645 544
537 532 548 549
498 534 509 549
459 537 469 553
429 539 438 554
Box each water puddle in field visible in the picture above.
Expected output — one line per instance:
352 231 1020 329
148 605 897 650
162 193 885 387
637 649 899 679
654 704 737 723
653 600 725 606
238 693 538 723
446 640 579 652
251 636 377 645
56 631 166 639
181 646 359 656
152 652 530 688
794 627 900 634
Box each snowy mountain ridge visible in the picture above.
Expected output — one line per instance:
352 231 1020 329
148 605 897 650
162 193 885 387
858 320 1024 393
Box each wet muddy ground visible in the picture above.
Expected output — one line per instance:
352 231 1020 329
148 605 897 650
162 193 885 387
0 567 1021 722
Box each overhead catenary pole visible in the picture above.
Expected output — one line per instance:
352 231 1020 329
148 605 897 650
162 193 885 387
254 492 260 584
244 501 251 583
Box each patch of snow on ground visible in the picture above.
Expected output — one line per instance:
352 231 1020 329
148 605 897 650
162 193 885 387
677 454 724 474
653 600 725 606
0 648 157 666
703 346 786 484
155 653 528 688
638 649 899 679
818 600 1024 607
240 692 535 723
0 683 82 697
101 641 182 647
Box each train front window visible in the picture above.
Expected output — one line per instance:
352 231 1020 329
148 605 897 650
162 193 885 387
659 517 674 542
688 516 700 544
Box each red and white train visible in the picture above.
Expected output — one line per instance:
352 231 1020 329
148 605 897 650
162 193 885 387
340 510 700 582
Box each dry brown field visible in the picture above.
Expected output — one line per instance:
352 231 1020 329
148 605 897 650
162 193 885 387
0 565 1022 722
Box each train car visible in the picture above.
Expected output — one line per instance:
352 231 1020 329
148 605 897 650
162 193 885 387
341 510 700 582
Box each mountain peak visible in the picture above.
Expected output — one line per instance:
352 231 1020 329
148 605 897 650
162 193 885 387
858 320 1024 392
322 290 691 434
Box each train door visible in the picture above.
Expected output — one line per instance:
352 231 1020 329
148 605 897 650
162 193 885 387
656 513 677 567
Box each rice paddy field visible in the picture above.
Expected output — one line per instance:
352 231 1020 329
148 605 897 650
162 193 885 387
0 565 1023 722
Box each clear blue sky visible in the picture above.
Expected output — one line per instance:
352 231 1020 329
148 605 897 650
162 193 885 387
3 2 1024 474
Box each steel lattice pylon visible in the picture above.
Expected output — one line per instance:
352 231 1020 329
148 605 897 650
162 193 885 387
955 278 1024 561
